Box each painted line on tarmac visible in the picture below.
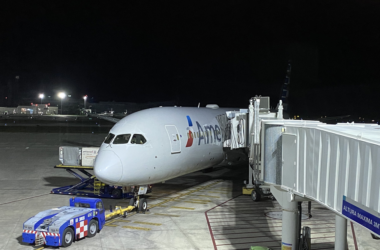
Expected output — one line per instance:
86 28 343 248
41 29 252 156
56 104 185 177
153 213 180 217
104 219 131 227
122 225 151 231
171 206 195 210
133 221 162 226
0 193 50 206
147 180 222 210
188 199 211 202
106 180 222 226
191 195 220 198
181 201 208 204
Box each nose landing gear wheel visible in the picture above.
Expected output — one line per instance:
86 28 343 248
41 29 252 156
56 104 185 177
129 198 135 206
138 198 148 213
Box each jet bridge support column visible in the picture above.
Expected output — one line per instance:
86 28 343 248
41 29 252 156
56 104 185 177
282 199 298 250
335 215 348 250
271 186 299 250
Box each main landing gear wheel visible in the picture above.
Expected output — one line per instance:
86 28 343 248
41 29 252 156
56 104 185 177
251 190 261 202
87 219 98 238
138 198 148 213
62 227 74 247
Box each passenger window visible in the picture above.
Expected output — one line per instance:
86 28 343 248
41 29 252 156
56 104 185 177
113 134 131 144
104 133 115 144
131 134 147 144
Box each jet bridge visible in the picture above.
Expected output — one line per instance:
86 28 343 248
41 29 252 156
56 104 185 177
224 97 380 250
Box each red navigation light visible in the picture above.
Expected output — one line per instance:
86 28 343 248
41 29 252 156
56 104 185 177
31 103 33 105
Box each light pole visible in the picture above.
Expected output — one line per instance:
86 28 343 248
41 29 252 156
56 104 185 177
83 95 87 109
39 94 44 104
58 92 66 114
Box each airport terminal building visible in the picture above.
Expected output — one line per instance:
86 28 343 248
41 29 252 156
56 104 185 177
0 104 58 115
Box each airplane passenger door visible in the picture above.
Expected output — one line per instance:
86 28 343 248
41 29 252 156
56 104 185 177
165 125 181 154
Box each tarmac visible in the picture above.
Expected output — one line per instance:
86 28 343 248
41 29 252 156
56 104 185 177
0 115 379 249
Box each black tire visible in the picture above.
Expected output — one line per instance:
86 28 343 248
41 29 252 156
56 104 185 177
111 188 122 198
87 220 98 238
138 198 148 213
123 211 128 218
129 198 135 207
251 190 261 202
62 227 74 247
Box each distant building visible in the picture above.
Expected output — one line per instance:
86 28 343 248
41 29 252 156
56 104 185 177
0 104 58 115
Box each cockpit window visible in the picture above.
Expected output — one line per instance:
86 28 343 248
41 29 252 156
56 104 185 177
113 134 131 144
131 134 147 144
104 133 115 144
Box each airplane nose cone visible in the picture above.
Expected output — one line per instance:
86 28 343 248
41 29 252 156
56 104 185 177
94 150 123 184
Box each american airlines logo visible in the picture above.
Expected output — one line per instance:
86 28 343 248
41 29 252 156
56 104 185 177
186 116 222 147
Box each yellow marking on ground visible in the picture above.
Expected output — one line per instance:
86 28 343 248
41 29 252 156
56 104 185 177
208 191 229 194
153 213 180 217
122 225 151 231
104 223 118 227
114 219 131 223
171 206 195 210
35 247 45 250
191 194 220 198
182 201 208 204
188 199 211 202
147 180 222 210
133 221 162 226
105 181 221 225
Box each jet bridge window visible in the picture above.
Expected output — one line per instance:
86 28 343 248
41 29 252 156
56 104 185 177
131 134 147 144
104 133 115 144
113 134 131 144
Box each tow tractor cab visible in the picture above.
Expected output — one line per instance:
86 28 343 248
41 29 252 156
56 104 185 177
22 197 105 247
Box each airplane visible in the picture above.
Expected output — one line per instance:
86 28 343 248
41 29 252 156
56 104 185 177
93 104 237 208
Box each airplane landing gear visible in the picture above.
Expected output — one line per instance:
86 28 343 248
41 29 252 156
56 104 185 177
129 185 151 214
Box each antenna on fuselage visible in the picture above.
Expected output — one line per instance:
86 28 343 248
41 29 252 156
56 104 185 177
198 103 200 108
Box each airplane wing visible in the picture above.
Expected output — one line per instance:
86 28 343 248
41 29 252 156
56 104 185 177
89 114 121 123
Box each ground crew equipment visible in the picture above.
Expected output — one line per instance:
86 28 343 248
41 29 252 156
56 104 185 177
22 197 106 247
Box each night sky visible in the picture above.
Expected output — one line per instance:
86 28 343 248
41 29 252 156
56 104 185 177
1 1 379 117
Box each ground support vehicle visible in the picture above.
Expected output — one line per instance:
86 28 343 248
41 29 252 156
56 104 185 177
51 165 133 199
22 197 147 247
22 197 106 247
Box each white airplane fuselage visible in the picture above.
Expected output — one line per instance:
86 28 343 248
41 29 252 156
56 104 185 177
94 107 233 186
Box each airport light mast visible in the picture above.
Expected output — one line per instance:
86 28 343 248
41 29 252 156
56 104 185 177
83 95 87 109
58 92 66 114
39 94 44 104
